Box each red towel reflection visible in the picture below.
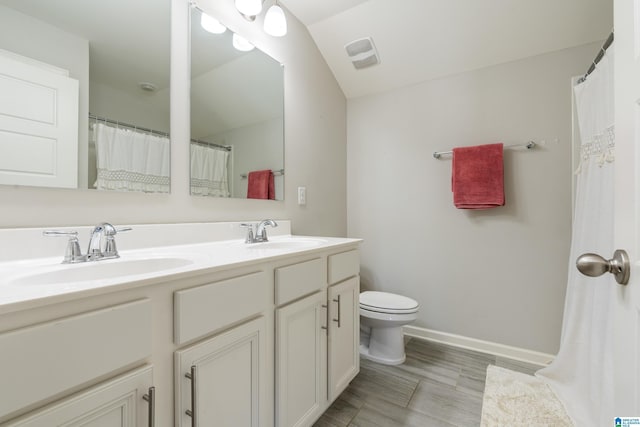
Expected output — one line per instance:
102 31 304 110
247 170 275 200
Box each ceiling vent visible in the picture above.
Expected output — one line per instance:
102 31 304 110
344 37 380 70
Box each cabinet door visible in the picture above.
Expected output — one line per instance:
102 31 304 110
276 290 327 427
328 277 360 402
7 366 154 426
175 316 268 427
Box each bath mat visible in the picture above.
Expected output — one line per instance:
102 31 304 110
480 365 573 426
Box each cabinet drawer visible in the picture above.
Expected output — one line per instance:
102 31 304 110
328 249 359 284
174 271 268 345
275 258 324 306
0 299 152 421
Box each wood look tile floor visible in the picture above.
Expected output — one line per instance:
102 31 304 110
314 338 541 427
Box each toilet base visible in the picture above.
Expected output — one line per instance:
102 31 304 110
359 324 407 365
360 343 406 365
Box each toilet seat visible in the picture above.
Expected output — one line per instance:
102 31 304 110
359 291 419 314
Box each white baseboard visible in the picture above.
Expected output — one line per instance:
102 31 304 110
403 325 555 367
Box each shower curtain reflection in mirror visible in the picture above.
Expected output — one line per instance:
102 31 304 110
190 143 231 197
92 122 170 193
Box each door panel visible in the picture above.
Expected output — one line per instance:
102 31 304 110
613 0 640 416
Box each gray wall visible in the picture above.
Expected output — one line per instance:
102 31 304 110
0 0 347 237
347 43 600 354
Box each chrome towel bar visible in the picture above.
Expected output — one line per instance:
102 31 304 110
433 141 536 159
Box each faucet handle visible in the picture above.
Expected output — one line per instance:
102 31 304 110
102 225 132 258
43 230 86 264
240 223 255 243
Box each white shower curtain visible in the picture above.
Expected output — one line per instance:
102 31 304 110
93 123 170 193
190 144 230 197
536 49 615 426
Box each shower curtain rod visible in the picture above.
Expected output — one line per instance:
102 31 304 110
89 113 231 151
89 113 169 137
190 138 232 151
578 31 614 84
432 141 535 159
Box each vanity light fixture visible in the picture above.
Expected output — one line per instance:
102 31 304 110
263 1 287 37
232 33 255 51
200 12 227 34
235 0 288 37
235 0 263 17
192 0 284 53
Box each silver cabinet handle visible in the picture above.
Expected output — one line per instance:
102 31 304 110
142 386 155 427
332 295 341 328
185 365 197 426
576 249 630 285
321 304 328 332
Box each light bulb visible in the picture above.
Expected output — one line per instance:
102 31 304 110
235 0 262 17
200 13 226 34
264 4 287 37
232 33 255 52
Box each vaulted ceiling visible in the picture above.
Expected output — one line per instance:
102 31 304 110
280 0 613 98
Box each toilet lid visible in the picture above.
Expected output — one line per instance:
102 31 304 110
359 291 419 313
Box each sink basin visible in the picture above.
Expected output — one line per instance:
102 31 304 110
9 257 194 286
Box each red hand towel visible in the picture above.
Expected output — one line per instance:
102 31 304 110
452 143 504 209
247 169 275 200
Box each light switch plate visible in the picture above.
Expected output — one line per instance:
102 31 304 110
297 187 306 205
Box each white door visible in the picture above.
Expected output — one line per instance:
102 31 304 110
0 49 79 188
612 0 640 417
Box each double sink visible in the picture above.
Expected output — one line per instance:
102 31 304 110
3 236 328 288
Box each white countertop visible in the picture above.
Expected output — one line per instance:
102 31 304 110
0 234 361 314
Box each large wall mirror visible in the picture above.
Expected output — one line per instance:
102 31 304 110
0 0 171 193
190 7 284 200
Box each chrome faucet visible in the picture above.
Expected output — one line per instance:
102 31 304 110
86 222 131 261
44 222 131 264
241 219 278 243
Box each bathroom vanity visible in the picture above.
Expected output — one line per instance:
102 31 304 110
0 221 361 426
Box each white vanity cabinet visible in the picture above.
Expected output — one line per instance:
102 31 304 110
275 250 360 427
173 272 271 427
327 251 360 401
0 299 154 426
175 317 268 427
6 366 154 427
276 290 328 427
0 232 360 427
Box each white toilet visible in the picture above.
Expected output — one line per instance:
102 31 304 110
359 291 419 365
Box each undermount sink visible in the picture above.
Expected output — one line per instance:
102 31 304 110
9 257 194 287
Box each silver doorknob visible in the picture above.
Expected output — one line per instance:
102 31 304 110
576 249 630 285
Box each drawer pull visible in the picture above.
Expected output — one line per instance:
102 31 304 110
333 295 341 328
185 365 197 426
142 386 155 427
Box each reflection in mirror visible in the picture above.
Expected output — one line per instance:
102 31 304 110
0 0 171 193
190 7 284 200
